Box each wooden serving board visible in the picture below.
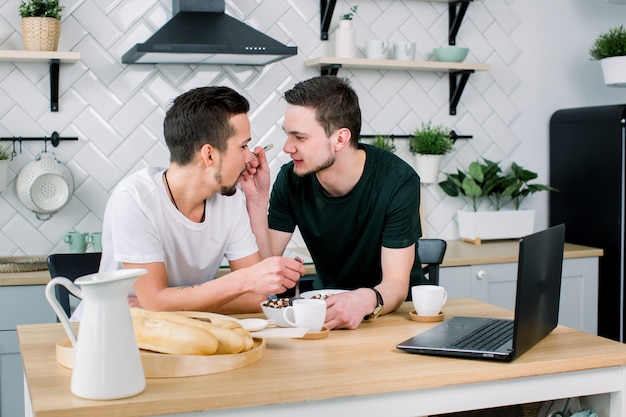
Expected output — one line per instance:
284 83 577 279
56 311 266 378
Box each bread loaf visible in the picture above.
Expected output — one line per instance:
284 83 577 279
130 308 253 355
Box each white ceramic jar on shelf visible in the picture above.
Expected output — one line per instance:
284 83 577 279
335 19 356 58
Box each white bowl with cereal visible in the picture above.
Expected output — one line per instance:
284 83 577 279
260 298 293 327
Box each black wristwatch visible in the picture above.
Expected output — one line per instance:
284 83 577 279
364 288 384 321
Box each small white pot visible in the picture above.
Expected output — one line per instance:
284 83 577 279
335 20 356 58
600 56 626 87
457 210 535 241
0 159 9 192
414 154 443 184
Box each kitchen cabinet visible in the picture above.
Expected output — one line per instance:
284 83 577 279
0 278 54 417
0 50 80 112
440 252 599 334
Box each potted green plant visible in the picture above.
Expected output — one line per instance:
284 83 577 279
409 122 454 184
438 159 556 242
499 162 557 210
336 5 357 58
19 0 64 51
589 25 626 86
370 135 396 153
438 158 503 212
0 144 11 192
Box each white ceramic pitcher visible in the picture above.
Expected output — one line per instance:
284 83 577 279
45 268 147 400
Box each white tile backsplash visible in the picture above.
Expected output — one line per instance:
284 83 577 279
74 1 123 49
0 0 624 254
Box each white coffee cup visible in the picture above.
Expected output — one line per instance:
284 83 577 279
411 285 447 316
394 42 416 60
283 298 326 332
366 40 389 59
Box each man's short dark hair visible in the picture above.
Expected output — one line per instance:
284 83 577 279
164 86 250 164
283 76 361 147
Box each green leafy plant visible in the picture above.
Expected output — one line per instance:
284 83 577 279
438 159 557 211
499 162 558 210
340 5 358 20
370 135 396 153
438 159 503 211
589 25 626 60
409 122 454 155
19 0 64 19
0 144 10 161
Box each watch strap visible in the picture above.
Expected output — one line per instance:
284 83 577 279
364 288 384 321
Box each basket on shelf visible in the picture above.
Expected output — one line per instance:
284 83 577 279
20 17 61 51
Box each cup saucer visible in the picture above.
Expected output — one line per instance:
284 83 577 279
409 310 444 322
301 327 330 340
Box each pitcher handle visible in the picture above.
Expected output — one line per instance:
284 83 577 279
45 277 83 347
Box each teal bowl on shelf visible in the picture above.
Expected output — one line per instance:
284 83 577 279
433 46 469 63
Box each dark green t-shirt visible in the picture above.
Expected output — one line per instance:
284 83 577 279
268 144 426 295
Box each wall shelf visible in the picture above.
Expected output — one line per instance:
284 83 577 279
320 0 474 44
0 51 81 112
304 57 490 115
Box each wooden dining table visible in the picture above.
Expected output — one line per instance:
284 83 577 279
18 298 626 417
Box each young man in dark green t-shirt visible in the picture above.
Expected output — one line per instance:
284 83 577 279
242 76 425 330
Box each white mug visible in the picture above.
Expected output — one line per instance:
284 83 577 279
283 298 326 332
394 42 416 60
366 40 389 59
412 285 447 316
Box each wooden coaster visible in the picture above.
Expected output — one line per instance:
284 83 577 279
409 310 444 322
301 327 330 340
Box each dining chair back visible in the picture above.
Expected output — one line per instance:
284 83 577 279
47 252 102 319
417 238 447 286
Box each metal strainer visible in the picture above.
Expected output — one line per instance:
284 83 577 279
16 152 74 220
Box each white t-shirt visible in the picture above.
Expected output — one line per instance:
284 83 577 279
102 166 258 288
71 167 258 321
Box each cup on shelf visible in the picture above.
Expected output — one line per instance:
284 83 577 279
411 285 447 316
64 231 88 253
366 40 389 60
87 232 102 252
394 42 416 61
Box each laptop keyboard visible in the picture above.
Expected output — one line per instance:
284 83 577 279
447 319 514 351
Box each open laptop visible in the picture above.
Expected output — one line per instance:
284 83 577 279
396 224 566 362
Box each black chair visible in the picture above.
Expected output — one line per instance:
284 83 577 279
47 252 102 318
417 238 447 286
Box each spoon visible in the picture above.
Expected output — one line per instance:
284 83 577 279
290 256 304 305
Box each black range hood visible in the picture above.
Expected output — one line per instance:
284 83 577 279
122 0 297 65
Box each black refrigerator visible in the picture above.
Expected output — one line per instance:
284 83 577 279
549 104 625 342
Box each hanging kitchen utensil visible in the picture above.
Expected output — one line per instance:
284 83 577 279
16 150 74 220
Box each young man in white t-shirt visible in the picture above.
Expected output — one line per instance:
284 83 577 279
96 86 304 315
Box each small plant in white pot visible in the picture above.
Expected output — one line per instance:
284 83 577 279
438 159 557 243
370 135 396 153
409 122 454 184
589 25 626 87
0 144 11 192
335 5 357 58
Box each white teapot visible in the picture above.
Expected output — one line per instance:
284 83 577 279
45 268 147 400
